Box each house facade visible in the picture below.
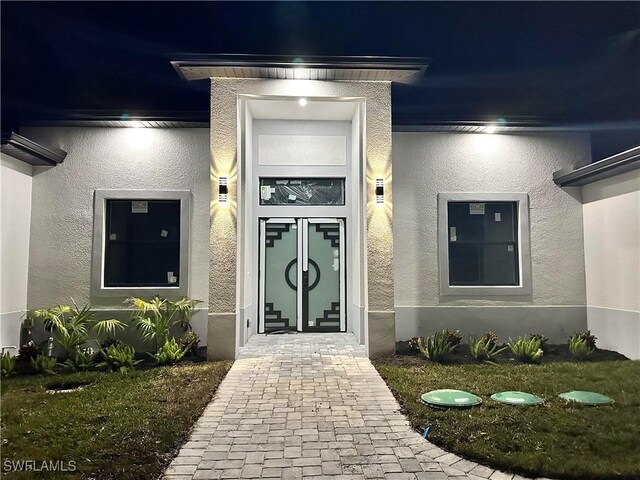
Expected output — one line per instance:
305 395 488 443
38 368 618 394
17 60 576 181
1 56 638 359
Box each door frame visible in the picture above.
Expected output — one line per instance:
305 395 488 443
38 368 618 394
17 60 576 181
258 217 346 333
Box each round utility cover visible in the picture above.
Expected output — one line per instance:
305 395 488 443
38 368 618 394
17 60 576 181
420 389 482 407
558 391 614 406
491 391 544 406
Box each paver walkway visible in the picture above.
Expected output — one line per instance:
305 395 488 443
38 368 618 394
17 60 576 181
163 333 539 480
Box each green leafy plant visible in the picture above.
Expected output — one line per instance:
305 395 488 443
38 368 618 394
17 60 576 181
30 302 125 359
508 336 544 363
179 331 200 356
470 334 507 364
576 330 597 349
126 295 201 350
63 348 96 372
1 352 16 377
152 338 190 366
30 354 57 375
96 344 140 373
569 334 595 360
417 332 455 363
529 333 550 352
442 329 463 349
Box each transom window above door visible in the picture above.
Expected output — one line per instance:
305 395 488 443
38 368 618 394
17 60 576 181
259 178 345 206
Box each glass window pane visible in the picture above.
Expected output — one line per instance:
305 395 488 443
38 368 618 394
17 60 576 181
104 200 180 287
259 178 345 205
448 201 519 286
306 223 341 330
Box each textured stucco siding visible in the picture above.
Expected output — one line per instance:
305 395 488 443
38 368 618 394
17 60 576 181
22 127 211 312
393 132 590 308
582 169 640 359
209 79 394 357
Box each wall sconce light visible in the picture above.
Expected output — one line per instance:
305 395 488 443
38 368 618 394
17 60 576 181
219 176 228 204
376 178 384 204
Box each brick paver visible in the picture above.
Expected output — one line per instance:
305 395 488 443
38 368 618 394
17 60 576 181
163 333 542 480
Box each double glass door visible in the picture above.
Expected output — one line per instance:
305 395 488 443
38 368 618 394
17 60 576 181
259 218 345 333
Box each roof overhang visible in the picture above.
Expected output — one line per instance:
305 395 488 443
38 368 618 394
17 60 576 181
553 145 640 187
170 54 430 84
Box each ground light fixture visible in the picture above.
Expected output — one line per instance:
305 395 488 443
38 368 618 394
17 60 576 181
218 176 228 204
376 178 384 204
299 98 308 107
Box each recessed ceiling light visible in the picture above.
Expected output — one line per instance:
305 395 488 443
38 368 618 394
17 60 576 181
484 125 498 134
299 98 308 107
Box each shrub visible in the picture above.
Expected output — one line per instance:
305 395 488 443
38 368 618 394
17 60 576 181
529 333 550 352
407 336 421 352
30 354 57 375
1 352 16 377
30 302 125 359
99 337 123 350
96 344 140 373
417 332 455 363
470 334 507 364
179 331 200 356
63 348 95 372
576 330 597 349
569 334 595 360
442 329 463 349
508 336 544 363
18 340 40 360
152 338 190 366
126 295 201 350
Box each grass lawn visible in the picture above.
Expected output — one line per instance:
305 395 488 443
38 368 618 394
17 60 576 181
374 359 640 480
1 361 232 479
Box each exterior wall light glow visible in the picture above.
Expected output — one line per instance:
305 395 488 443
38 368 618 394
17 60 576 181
376 178 384 204
219 176 228 204
484 125 498 134
299 98 308 107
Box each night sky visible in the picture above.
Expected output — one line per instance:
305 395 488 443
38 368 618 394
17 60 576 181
2 2 639 158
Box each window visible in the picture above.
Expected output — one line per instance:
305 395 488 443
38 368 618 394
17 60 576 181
259 177 345 206
438 193 531 296
92 190 191 297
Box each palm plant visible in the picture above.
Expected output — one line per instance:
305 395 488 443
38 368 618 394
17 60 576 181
126 295 200 350
30 301 125 359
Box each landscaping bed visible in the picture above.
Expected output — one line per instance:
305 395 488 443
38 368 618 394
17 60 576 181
1 361 232 479
374 359 640 480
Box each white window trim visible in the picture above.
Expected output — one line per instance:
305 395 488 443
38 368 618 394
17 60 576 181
91 189 191 298
438 192 532 296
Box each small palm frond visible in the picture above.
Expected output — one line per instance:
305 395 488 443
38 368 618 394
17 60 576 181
125 297 161 317
94 318 126 336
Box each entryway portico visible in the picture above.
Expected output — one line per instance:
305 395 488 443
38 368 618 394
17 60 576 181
170 55 431 358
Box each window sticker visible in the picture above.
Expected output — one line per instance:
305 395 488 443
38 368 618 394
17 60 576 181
260 186 271 200
495 212 502 222
469 203 485 215
450 226 457 242
131 201 148 213
160 230 168 238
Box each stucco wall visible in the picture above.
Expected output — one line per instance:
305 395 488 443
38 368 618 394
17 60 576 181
393 132 591 341
21 127 211 344
582 169 640 359
209 79 394 357
0 153 33 349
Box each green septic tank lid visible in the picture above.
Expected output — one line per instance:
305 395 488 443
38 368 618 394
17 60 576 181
420 389 482 407
491 391 544 406
559 391 614 406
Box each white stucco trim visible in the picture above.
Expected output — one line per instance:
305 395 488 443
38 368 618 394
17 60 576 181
437 192 532 296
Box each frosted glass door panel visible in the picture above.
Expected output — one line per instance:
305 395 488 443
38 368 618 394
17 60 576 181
262 222 298 331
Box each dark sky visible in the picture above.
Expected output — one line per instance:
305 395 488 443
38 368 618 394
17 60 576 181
2 2 639 156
